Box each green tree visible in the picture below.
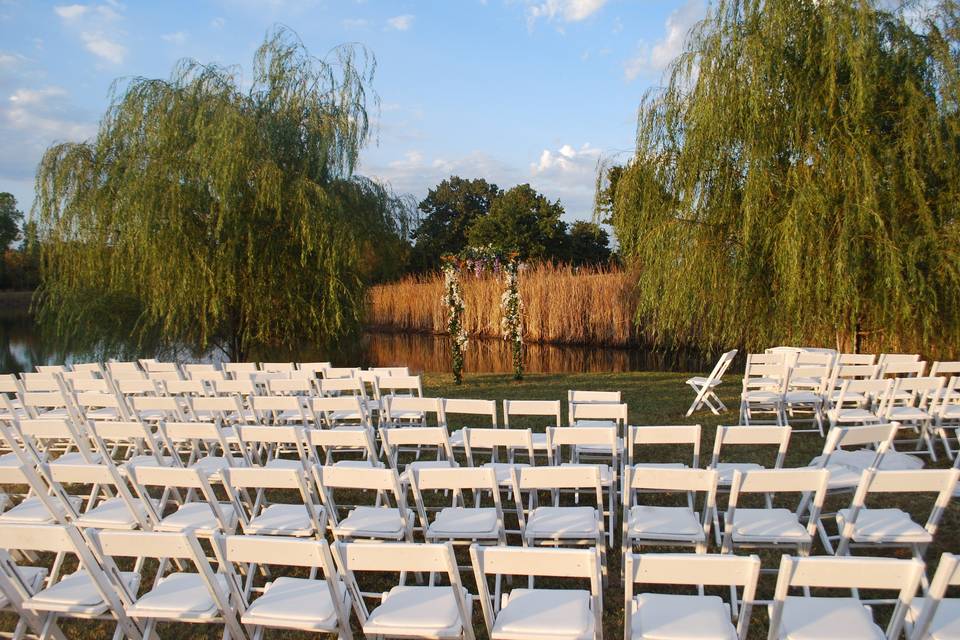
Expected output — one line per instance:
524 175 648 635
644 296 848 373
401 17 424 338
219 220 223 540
568 221 611 266
33 28 407 360
0 193 23 250
609 0 960 355
410 176 500 271
467 184 568 262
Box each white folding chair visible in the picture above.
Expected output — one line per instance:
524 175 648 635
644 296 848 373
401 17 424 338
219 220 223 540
377 374 424 399
708 425 792 486
626 424 701 469
384 395 443 430
371 366 411 377
0 374 26 422
807 422 911 493
907 552 960 640
249 394 315 428
0 523 142 640
768 555 923 640
471 545 602 640
333 541 474 640
212 533 354 639
220 466 326 538
568 390 621 425
625 553 760 640
883 377 946 459
304 427 379 467
410 466 507 547
835 469 958 561
20 390 76 422
41 462 159 532
234 424 314 471
161 420 249 478
838 353 878 366
128 395 188 424
444 398 498 451
739 354 789 425
299 361 332 377
879 353 922 366
0 542 53 639
511 466 607 582
223 362 258 379
935 376 960 458
829 378 894 428
73 390 129 422
310 395 371 430
91 528 246 639
87 420 177 470
126 465 238 537
719 468 829 560
623 466 717 555
322 367 360 379
266 376 313 396
462 426 536 487
313 464 414 542
686 349 738 416
189 395 252 424
160 378 208 400
783 358 832 435
548 426 619 545
259 362 295 372
379 425 456 483
503 400 562 455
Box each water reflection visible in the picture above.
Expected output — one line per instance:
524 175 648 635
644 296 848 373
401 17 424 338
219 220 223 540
0 315 710 374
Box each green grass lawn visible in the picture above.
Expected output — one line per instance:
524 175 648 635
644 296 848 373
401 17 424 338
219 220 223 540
6 370 958 639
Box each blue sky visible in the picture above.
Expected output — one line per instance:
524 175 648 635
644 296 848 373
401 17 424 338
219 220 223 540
0 0 706 224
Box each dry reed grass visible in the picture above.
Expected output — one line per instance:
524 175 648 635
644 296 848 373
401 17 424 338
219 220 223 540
367 264 638 347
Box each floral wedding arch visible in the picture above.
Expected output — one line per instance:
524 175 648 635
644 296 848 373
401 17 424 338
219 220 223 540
441 246 525 384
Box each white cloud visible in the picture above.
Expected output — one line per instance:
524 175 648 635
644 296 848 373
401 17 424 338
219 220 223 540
386 14 414 31
532 142 601 175
54 4 89 20
161 31 187 45
624 0 704 80
342 17 368 28
527 0 606 24
81 31 126 63
211 16 226 29
8 87 67 105
0 51 27 69
3 86 96 143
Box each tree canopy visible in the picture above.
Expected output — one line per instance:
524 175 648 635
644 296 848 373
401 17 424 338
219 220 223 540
410 176 501 272
467 183 569 262
33 28 410 360
606 0 960 355
0 193 22 250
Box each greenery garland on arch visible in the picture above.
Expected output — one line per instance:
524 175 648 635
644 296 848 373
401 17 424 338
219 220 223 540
441 246 525 383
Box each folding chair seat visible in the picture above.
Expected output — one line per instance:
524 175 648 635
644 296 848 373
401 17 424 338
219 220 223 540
335 541 474 640
708 425 791 486
5 417 102 467
462 426 536 486
626 424 701 469
212 534 353 638
719 468 829 557
221 466 325 538
92 529 246 638
0 463 81 525
313 464 414 542
623 466 717 554
470 545 602 640
0 523 142 639
411 466 506 545
907 552 960 640
126 465 238 536
624 553 760 640
685 349 737 416
834 469 958 560
0 561 50 639
503 400 562 453
768 555 924 640
444 398 498 449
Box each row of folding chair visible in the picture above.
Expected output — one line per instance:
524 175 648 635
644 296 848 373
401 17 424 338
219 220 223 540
1 522 958 640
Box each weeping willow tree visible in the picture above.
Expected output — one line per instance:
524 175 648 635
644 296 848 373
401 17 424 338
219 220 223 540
606 0 960 355
33 28 412 361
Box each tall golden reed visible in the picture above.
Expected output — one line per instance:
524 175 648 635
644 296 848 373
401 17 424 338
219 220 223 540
367 264 637 347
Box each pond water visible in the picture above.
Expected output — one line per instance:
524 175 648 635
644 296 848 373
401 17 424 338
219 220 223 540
0 315 711 375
